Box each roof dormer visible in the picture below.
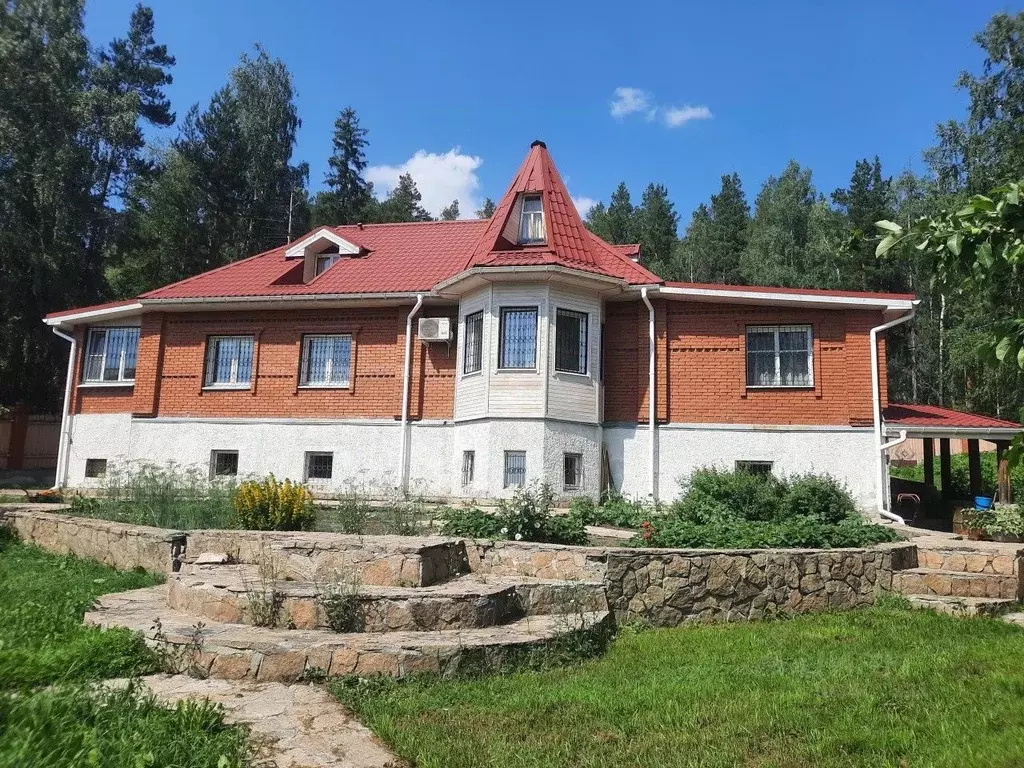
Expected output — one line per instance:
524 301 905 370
519 195 546 244
284 228 367 283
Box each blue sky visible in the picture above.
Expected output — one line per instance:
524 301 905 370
86 0 1020 222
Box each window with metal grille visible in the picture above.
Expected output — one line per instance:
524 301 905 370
504 451 526 488
498 307 538 369
563 453 583 490
84 458 107 478
462 450 475 486
555 309 588 374
300 334 352 387
519 195 545 243
463 312 483 374
736 460 774 476
745 325 813 387
204 336 254 388
305 452 333 480
82 327 140 383
210 451 239 478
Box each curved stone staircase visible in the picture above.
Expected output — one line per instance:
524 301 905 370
85 533 611 683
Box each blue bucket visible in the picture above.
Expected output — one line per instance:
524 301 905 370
975 496 993 510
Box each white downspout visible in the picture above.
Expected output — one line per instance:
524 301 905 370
870 308 916 523
399 294 425 495
51 327 76 490
641 287 657 500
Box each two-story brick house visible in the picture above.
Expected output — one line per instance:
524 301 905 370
45 140 938 512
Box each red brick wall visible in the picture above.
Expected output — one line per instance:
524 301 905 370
603 299 888 427
72 307 456 420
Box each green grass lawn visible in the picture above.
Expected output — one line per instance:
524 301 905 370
0 529 252 767
334 602 1024 768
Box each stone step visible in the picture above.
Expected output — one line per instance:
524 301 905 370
86 586 612 683
168 566 523 632
1002 612 1024 629
465 574 608 615
904 594 1019 617
915 546 1021 576
892 567 1021 600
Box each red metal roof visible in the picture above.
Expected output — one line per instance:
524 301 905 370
884 403 1021 430
664 281 916 301
44 299 141 320
141 219 489 300
464 141 660 285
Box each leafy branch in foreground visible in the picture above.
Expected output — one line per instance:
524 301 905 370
875 181 1024 466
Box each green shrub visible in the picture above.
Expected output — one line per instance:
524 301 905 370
673 468 787 523
441 485 588 545
571 491 664 529
961 504 1024 539
784 473 858 524
636 515 899 549
232 474 316 531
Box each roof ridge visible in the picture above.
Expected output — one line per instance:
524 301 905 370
334 218 486 229
140 245 288 299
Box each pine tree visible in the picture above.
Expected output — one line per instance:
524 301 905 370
832 157 900 291
676 203 713 282
475 197 496 218
310 106 371 226
362 174 432 223
440 199 460 220
677 174 749 284
635 183 679 276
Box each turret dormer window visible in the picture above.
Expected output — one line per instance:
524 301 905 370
519 195 545 244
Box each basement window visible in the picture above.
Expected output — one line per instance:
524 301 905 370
210 450 239 479
82 327 140 383
519 195 545 244
736 460 773 476
462 450 475 486
563 453 583 491
305 452 334 481
504 451 526 488
84 458 107 478
204 336 254 389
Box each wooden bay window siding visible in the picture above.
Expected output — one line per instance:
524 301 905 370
601 299 887 427
73 307 456 420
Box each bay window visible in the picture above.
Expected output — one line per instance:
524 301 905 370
498 307 538 369
555 309 588 374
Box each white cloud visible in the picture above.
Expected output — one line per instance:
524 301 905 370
610 87 711 129
572 196 599 217
366 148 483 218
610 87 654 119
662 105 712 127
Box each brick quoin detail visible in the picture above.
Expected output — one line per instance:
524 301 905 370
602 299 888 427
72 307 457 420
72 299 889 427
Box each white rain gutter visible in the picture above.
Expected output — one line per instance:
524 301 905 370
641 287 657 500
398 294 425 495
51 327 76 490
870 308 916 523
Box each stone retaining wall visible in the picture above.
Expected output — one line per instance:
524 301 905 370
604 542 917 625
0 506 182 573
1 507 917 627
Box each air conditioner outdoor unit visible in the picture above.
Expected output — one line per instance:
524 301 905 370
417 317 453 342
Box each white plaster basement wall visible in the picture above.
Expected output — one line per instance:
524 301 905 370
604 423 878 509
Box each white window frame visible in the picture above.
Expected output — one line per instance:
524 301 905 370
462 450 475 486
314 253 341 277
203 336 254 390
498 307 539 370
463 311 484 375
554 308 589 375
81 326 140 384
745 325 814 389
299 334 353 389
210 450 239 479
563 452 583 491
304 451 334 481
519 195 545 244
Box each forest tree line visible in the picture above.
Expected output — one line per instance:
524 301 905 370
1 1 1022 427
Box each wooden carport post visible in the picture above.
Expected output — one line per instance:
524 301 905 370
939 438 952 499
967 439 983 499
923 438 934 488
996 441 1014 503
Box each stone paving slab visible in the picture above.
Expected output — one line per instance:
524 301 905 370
129 675 401 768
86 585 611 682
905 594 1019 617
